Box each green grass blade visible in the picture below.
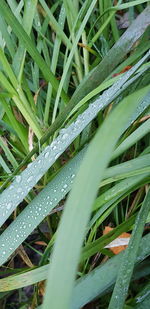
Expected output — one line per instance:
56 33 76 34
72 233 150 309
52 0 97 123
39 0 71 49
0 15 15 57
108 190 150 309
75 6 150 100
1 52 149 192
0 147 86 266
0 59 149 224
0 53 148 226
0 233 149 295
113 118 150 160
42 86 145 309
0 0 69 103
0 136 18 170
0 155 11 174
44 4 66 124
0 97 28 151
1 8 149 186
12 0 37 81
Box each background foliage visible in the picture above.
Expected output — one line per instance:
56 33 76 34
0 1 150 308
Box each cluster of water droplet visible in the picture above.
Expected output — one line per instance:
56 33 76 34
0 148 86 265
0 51 149 228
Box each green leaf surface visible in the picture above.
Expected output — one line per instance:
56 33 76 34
42 83 146 309
108 190 150 309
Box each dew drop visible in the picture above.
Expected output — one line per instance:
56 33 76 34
62 133 69 140
16 175 22 183
27 162 32 168
55 154 59 160
27 175 33 183
6 202 12 210
17 187 22 193
9 185 14 190
45 152 49 158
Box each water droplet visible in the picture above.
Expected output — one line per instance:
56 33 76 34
27 176 33 183
45 152 49 158
55 154 59 160
16 175 22 183
6 202 12 210
27 162 32 168
17 187 22 193
62 133 69 140
63 184 67 189
9 185 14 190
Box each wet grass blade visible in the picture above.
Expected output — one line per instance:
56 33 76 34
108 190 150 309
0 148 86 266
0 233 149 296
1 7 149 187
42 86 145 309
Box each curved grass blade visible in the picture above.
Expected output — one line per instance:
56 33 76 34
1 8 149 188
12 0 38 81
108 190 150 309
103 154 150 185
0 147 87 266
39 0 72 49
113 118 150 160
0 233 149 295
51 0 97 123
75 6 150 100
71 233 150 309
135 282 150 308
42 87 146 309
0 150 149 265
0 52 149 225
0 0 69 103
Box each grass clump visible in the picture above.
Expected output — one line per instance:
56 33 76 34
0 1 150 308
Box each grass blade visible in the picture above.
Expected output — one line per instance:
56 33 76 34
108 190 150 309
0 53 147 226
1 7 149 188
42 85 146 309
0 233 149 295
0 0 68 103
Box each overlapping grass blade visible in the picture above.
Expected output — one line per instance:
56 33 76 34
71 233 150 309
0 0 68 103
0 233 149 296
0 147 149 265
42 85 146 309
51 0 97 123
1 8 149 189
113 118 150 160
108 190 150 309
0 54 148 226
0 147 86 266
75 6 150 99
12 0 38 81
